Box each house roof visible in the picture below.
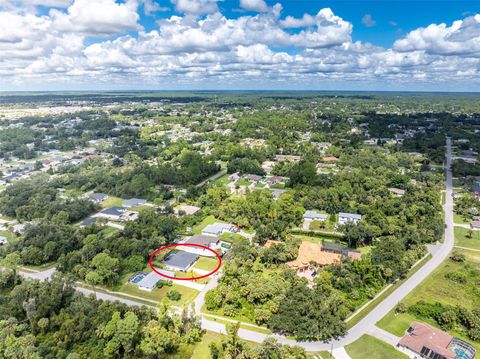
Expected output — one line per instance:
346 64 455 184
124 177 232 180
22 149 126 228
304 210 328 220
100 206 126 216
388 187 406 196
323 156 338 162
287 241 341 270
163 251 199 271
175 205 201 215
123 198 147 207
89 193 108 201
398 322 455 359
339 212 362 220
202 223 234 235
80 217 98 226
184 235 220 246
138 270 174 289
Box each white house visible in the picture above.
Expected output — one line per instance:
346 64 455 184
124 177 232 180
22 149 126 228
181 235 221 257
0 236 7 245
338 212 362 226
137 270 173 291
202 223 237 236
303 210 328 229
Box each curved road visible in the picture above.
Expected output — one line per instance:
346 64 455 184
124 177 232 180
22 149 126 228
5 139 455 352
197 137 455 351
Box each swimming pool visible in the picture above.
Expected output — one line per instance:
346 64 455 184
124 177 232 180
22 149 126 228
128 273 146 284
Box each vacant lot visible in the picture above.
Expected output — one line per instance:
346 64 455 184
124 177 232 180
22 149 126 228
345 335 409 359
455 226 480 250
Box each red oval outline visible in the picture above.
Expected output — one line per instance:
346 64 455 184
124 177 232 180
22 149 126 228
148 243 222 281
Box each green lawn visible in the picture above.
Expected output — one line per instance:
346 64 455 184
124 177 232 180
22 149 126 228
193 256 220 272
202 315 272 334
377 249 480 351
454 213 470 225
192 215 225 235
116 282 199 306
219 232 246 243
454 226 480 250
0 230 16 242
236 178 251 186
212 173 230 186
345 335 409 359
191 331 225 359
101 196 124 208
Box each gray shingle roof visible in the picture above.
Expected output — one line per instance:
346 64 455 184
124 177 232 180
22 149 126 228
184 235 220 246
163 251 199 271
123 198 147 207
338 212 362 220
100 206 126 216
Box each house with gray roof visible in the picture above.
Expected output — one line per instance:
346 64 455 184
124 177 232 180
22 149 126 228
0 236 7 245
202 223 236 236
303 210 328 229
137 270 174 291
163 252 199 272
96 206 127 221
122 198 147 207
181 235 221 257
338 212 362 226
89 193 108 203
79 217 100 227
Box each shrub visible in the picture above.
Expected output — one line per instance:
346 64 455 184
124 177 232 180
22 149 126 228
450 251 466 262
444 271 467 284
166 289 181 301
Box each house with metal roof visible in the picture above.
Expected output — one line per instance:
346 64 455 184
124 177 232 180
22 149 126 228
96 206 127 221
0 236 8 245
89 193 108 203
338 212 362 226
181 235 221 257
202 223 236 236
122 198 147 207
303 210 328 229
79 217 99 227
163 252 199 272
137 270 174 291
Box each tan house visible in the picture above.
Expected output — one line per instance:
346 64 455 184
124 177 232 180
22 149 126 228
287 241 341 273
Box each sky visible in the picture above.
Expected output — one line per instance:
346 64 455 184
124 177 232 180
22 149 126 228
1 0 480 91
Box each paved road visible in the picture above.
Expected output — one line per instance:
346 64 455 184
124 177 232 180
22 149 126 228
198 137 455 351
195 169 227 188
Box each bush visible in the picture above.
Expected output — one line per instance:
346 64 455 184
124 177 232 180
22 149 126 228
395 302 407 314
450 251 466 262
444 271 467 284
166 289 181 301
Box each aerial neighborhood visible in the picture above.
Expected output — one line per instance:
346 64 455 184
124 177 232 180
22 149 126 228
0 92 478 359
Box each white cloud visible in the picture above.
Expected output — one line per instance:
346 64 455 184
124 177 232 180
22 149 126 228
1 3 480 90
239 0 268 12
361 14 376 27
394 15 480 55
171 0 218 15
51 0 140 35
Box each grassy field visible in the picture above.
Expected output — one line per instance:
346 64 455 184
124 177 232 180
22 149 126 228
0 230 16 242
455 226 480 250
345 335 409 359
212 173 230 186
101 196 124 208
193 256 220 271
116 282 199 306
377 249 480 351
191 331 225 359
454 213 470 225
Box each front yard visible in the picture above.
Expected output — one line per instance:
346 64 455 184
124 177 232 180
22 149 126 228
345 335 409 359
455 226 480 250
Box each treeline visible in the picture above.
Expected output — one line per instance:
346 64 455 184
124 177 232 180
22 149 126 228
0 176 98 222
0 272 202 358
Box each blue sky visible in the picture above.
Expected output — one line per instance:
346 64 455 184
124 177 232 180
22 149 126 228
1 0 480 91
